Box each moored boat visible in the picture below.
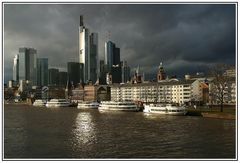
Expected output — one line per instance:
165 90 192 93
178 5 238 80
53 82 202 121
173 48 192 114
77 101 99 109
33 99 47 106
143 103 187 115
98 101 139 112
46 99 71 107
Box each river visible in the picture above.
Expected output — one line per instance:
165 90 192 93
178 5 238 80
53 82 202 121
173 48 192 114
4 104 236 159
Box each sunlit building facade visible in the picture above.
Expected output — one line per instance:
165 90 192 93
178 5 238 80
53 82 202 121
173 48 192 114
13 54 19 82
18 47 37 85
79 15 98 83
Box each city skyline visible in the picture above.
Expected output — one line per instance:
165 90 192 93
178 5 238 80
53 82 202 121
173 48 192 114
4 4 236 83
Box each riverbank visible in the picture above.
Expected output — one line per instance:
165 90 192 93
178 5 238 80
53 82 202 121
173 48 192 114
186 105 236 120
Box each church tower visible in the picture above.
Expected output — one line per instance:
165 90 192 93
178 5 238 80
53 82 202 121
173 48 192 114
157 62 166 82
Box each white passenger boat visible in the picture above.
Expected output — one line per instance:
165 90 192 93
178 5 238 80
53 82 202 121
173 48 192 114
77 102 99 109
143 103 187 115
46 99 71 107
33 99 47 106
99 101 139 112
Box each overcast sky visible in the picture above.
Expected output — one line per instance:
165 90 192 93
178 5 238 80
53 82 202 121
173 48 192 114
4 3 236 82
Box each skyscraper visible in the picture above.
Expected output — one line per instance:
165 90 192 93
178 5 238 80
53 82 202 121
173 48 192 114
121 61 131 83
105 41 121 83
67 62 84 86
13 54 19 82
79 15 98 83
37 58 48 86
59 71 68 87
89 33 98 83
48 68 59 86
18 47 37 85
105 41 114 69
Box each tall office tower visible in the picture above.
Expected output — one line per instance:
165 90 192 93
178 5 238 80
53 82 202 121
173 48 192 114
121 61 131 83
67 62 84 86
79 15 98 83
13 54 19 81
105 41 121 83
89 33 98 83
157 62 166 82
113 47 120 66
37 58 48 86
58 71 68 87
48 68 59 86
105 41 121 68
99 60 107 84
18 47 37 85
105 41 114 69
111 65 122 83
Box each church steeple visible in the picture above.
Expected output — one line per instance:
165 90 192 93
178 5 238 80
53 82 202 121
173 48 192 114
157 62 166 82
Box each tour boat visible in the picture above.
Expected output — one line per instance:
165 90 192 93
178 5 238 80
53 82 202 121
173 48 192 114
77 101 99 109
46 99 71 107
33 99 47 107
98 101 139 112
143 103 187 115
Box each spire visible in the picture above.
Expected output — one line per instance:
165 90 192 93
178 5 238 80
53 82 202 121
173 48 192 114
80 15 84 26
159 62 163 69
136 65 140 75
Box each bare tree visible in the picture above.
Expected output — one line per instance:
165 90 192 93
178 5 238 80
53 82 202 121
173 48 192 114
209 64 232 112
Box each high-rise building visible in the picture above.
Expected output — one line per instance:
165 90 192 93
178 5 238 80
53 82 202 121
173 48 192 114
18 47 37 85
104 41 121 83
37 58 48 86
105 41 114 69
59 71 68 87
105 41 120 68
67 62 84 86
121 61 131 83
113 47 120 66
79 15 98 83
13 54 19 82
89 33 98 83
48 68 59 86
112 65 122 83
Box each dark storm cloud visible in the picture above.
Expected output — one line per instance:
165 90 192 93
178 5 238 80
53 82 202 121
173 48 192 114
4 3 236 82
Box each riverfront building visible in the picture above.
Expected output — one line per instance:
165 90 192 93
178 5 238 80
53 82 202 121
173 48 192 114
37 58 48 86
110 80 195 105
13 54 19 82
79 15 98 83
18 48 37 85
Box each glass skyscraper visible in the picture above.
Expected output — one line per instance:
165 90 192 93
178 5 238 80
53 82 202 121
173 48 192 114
105 41 120 68
48 68 59 86
13 54 19 81
79 15 98 83
121 61 131 83
37 58 48 86
105 41 121 83
18 47 37 85
67 62 84 86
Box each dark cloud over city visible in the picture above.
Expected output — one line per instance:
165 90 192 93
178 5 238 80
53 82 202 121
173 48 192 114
4 4 236 82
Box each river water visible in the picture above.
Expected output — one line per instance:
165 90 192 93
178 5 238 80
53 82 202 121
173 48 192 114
4 104 236 159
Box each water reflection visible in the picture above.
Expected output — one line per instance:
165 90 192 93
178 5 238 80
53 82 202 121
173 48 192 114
71 111 96 152
142 112 176 120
